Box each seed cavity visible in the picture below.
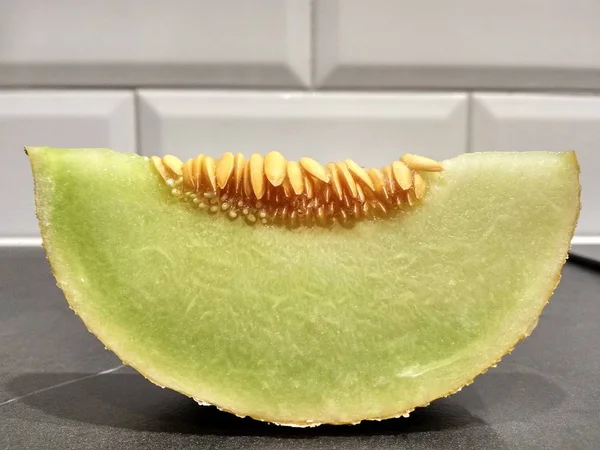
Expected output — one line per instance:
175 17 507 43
249 153 266 200
304 172 314 199
203 156 217 192
233 153 245 194
287 161 305 196
182 159 194 189
355 182 366 203
407 190 417 206
216 152 235 189
151 156 169 181
392 161 413 191
163 155 183 176
327 163 344 201
152 151 443 228
413 172 426 199
265 151 287 187
345 159 375 192
191 155 203 188
242 160 253 199
382 165 397 196
300 157 330 183
336 162 358 199
368 168 387 200
401 153 444 172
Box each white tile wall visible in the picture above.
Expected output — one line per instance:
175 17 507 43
0 0 310 88
0 3 598 248
315 0 600 89
471 93 600 236
138 91 467 166
0 91 135 237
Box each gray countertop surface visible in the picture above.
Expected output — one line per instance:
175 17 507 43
1 247 599 450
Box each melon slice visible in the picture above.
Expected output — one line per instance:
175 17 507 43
27 147 580 427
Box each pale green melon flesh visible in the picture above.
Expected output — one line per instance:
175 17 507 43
27 147 580 426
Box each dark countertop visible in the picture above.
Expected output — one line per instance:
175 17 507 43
1 247 599 450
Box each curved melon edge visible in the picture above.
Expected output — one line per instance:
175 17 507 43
27 148 581 427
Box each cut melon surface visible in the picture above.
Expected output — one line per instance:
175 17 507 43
27 147 580 426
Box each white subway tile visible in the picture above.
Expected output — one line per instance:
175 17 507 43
316 0 600 89
0 91 135 237
0 0 310 87
472 93 600 236
138 91 467 166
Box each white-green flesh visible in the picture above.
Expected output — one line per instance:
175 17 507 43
28 148 580 426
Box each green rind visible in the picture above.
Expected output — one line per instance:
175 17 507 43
27 147 580 426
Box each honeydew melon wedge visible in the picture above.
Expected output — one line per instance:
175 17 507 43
27 147 580 426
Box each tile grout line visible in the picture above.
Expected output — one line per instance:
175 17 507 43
1 86 599 95
465 92 474 153
309 0 316 90
0 237 42 247
0 364 125 408
134 89 142 156
2 236 599 245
